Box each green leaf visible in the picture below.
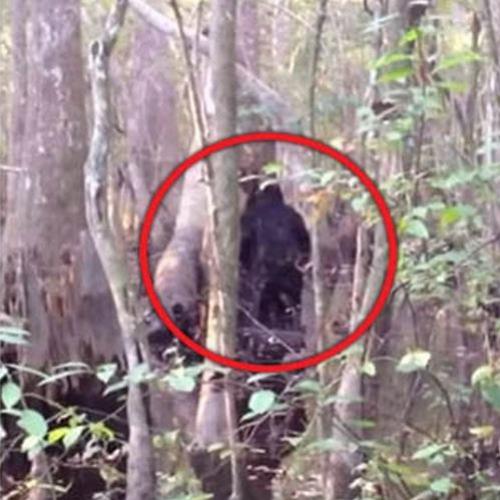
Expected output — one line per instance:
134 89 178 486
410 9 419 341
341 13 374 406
128 363 153 384
52 361 91 372
262 162 283 175
435 50 481 72
373 52 413 69
439 204 475 227
471 365 493 386
294 379 321 394
481 382 500 410
89 421 115 440
396 350 431 373
0 326 30 345
39 365 92 386
412 443 447 461
0 365 8 381
166 373 196 393
436 80 468 93
48 427 69 444
96 363 118 384
63 425 85 449
385 130 403 142
103 379 127 396
320 170 336 186
304 437 352 453
430 477 454 494
404 219 430 239
183 363 205 378
18 409 48 439
469 425 494 439
350 418 375 429
378 66 413 83
361 361 376 377
410 206 429 219
248 390 276 414
247 373 275 384
21 435 43 453
399 28 421 46
1 382 22 409
4 364 47 380
351 194 368 213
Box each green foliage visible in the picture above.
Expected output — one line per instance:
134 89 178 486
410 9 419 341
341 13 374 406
396 350 431 373
17 409 48 439
249 389 276 413
1 381 21 409
471 365 500 410
0 326 30 345
361 360 377 377
434 50 482 72
164 364 203 393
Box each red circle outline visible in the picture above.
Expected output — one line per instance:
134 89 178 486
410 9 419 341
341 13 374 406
138 132 398 373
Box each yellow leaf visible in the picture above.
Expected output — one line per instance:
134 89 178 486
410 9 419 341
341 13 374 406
469 425 494 439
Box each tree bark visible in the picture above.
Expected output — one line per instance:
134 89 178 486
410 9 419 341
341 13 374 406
84 1 154 498
126 20 183 258
193 2 242 499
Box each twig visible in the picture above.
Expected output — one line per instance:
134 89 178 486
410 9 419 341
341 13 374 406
363 0 374 17
169 0 209 148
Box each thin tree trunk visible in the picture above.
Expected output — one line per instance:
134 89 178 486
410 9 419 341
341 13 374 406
193 1 242 499
84 1 154 499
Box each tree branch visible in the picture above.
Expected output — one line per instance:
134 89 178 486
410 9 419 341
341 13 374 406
129 0 290 122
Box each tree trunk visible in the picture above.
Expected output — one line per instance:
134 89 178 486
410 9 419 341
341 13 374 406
1 0 28 313
84 1 155 499
126 20 183 257
2 1 100 498
192 2 242 499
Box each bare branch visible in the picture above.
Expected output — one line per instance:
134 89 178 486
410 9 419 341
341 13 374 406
129 0 290 122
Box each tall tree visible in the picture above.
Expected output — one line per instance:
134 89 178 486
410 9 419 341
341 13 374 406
3 1 98 497
126 21 183 256
193 1 242 499
1 0 28 310
2 0 123 370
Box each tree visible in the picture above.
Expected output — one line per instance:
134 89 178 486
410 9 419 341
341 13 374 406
192 1 242 498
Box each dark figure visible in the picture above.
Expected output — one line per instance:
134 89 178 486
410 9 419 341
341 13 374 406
239 185 310 332
145 303 203 365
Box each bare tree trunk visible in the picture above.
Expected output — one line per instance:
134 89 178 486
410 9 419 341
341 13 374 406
192 2 242 499
2 1 92 498
126 21 183 257
237 0 259 75
1 0 28 312
84 1 154 499
7 0 28 170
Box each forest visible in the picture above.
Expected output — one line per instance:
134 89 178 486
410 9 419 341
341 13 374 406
0 0 500 499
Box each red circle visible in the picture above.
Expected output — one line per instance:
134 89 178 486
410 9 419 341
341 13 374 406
139 132 398 373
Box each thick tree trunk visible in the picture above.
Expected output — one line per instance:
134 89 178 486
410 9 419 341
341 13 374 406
1 0 122 371
126 21 183 257
237 0 259 75
1 1 107 498
1 0 28 313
